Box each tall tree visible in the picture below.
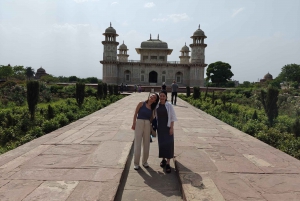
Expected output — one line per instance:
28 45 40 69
260 86 279 127
25 67 35 80
0 64 13 80
277 63 300 83
27 81 40 120
206 61 234 87
76 82 85 107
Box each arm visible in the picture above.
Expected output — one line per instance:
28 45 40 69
131 102 143 130
169 121 174 135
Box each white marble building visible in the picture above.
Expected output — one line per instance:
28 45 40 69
100 23 207 87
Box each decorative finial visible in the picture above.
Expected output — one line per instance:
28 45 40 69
123 40 124 44
185 42 186 46
150 34 152 40
158 34 159 40
198 24 200 29
110 22 112 27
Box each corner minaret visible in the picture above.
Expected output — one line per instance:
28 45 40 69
179 42 190 64
117 41 129 62
102 22 119 61
189 25 207 87
101 23 119 84
190 24 207 64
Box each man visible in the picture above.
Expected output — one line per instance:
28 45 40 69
161 82 166 91
171 80 178 105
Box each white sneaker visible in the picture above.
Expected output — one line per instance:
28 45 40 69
134 165 140 170
143 163 149 168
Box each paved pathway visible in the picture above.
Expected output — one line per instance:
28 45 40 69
0 93 300 200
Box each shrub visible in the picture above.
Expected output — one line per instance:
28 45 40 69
42 119 60 134
54 113 69 127
252 110 258 120
186 86 190 97
113 85 119 95
292 118 300 137
103 83 108 98
47 105 54 119
97 83 103 99
193 87 200 99
85 86 96 97
108 85 113 95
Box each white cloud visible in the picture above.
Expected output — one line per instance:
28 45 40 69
232 7 245 18
122 21 129 26
73 0 99 3
152 13 190 23
111 2 118 6
51 23 90 33
144 2 155 8
152 18 168 22
73 0 89 3
168 13 190 22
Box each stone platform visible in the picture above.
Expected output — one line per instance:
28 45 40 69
0 93 300 200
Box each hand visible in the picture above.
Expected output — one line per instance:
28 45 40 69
131 124 135 130
169 127 174 135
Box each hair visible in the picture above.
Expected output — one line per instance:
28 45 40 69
146 93 159 110
159 90 168 101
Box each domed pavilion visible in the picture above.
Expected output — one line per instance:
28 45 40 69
35 67 48 79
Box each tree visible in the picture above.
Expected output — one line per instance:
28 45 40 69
277 64 300 84
260 86 279 127
69 76 78 82
206 61 234 87
12 65 25 80
27 81 40 120
186 86 190 97
40 75 58 83
76 82 85 107
103 83 108 98
25 67 35 80
86 77 99 83
0 64 13 80
97 83 103 99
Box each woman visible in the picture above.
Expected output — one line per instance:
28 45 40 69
155 90 177 173
131 93 159 170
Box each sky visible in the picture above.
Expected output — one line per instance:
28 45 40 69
0 0 299 83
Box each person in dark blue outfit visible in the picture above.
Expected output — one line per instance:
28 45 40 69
155 90 177 173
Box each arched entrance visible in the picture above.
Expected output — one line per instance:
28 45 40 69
149 71 158 83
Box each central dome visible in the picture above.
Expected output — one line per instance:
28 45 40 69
141 39 168 49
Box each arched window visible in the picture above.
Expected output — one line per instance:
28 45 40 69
162 71 166 83
175 72 183 83
124 70 131 82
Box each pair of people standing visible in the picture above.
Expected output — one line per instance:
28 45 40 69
131 91 177 173
161 81 179 105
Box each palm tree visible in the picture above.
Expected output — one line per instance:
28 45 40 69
25 67 35 80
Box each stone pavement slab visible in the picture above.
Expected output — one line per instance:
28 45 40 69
1 93 300 200
0 93 141 201
174 96 300 201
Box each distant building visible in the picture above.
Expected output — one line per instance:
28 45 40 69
35 67 48 79
100 23 208 86
260 72 273 83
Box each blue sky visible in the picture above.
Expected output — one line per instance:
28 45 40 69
0 0 299 82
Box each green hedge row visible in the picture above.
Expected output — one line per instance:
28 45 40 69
0 95 123 154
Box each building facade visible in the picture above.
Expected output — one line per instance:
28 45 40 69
100 23 207 87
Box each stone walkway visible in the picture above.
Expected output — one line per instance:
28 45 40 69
0 93 300 200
